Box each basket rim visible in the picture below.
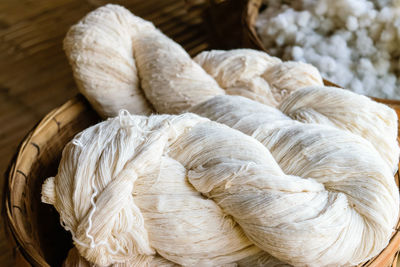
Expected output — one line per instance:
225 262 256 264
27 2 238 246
4 93 400 266
4 94 90 267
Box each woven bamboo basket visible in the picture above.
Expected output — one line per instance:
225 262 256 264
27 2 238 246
4 0 400 266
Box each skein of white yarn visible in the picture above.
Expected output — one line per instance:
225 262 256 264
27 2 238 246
64 4 223 117
194 50 399 173
190 95 399 266
44 109 398 267
64 4 399 173
58 4 400 267
42 112 288 266
193 49 323 106
63 5 155 117
279 86 400 173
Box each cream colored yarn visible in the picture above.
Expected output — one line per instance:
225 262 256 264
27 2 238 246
194 49 323 106
194 50 399 172
55 4 400 267
64 4 398 173
279 86 400 173
63 5 154 117
190 95 399 266
43 112 287 267
44 110 398 267
64 4 223 118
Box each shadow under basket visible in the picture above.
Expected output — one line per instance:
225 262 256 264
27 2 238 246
4 93 400 266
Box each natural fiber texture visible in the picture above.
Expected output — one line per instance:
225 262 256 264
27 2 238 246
42 112 286 267
54 4 400 267
44 110 398 267
193 49 323 107
279 86 400 173
64 4 223 118
190 95 399 266
63 5 154 118
193 49 399 172
63 4 399 173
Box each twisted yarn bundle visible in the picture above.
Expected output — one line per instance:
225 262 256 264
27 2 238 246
43 112 286 266
45 4 400 267
193 50 323 106
194 50 399 173
44 109 398 267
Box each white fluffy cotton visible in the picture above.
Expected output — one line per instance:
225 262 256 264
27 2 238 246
256 0 400 99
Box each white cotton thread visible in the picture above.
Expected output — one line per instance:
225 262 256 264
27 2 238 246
72 139 83 147
119 109 133 128
85 175 99 249
49 4 400 267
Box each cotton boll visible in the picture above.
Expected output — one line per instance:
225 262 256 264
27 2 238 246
336 29 353 42
314 1 328 16
358 10 376 28
329 35 351 60
358 58 375 75
275 34 286 46
257 0 400 99
330 65 354 86
367 9 378 21
292 46 304 60
380 74 397 97
363 75 378 95
308 14 322 29
356 31 375 57
319 56 337 74
296 11 311 27
294 31 308 45
350 79 365 95
274 13 290 29
346 16 359 31
377 7 394 22
265 24 279 36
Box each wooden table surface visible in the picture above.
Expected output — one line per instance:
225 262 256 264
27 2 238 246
0 0 244 266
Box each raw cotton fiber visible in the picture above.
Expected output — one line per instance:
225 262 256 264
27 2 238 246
256 0 400 99
53 4 400 267
44 110 398 267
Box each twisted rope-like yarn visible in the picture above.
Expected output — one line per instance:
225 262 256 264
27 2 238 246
49 4 400 267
